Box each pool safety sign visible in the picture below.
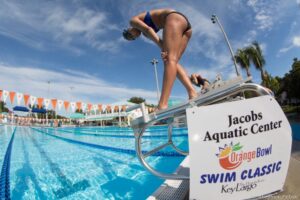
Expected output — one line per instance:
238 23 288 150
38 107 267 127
186 96 292 200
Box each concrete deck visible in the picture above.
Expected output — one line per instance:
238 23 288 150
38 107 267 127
266 140 300 200
149 141 300 200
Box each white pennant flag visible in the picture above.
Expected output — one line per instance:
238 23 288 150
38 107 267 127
17 93 23 106
16 93 23 105
70 102 76 112
82 103 87 111
2 90 9 102
30 96 37 105
93 104 97 112
44 99 50 109
57 100 63 111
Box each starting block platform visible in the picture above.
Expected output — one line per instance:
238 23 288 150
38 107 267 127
127 76 292 200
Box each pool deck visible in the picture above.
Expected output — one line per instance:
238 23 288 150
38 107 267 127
273 140 300 199
148 140 300 200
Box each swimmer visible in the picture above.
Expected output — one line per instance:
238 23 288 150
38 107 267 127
190 73 210 92
123 9 197 110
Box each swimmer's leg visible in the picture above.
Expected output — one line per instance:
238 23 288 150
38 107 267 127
159 19 196 110
176 29 197 99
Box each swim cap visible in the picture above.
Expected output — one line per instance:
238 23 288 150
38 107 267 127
123 29 136 41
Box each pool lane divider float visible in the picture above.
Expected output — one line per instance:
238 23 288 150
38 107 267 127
54 128 188 139
30 127 184 157
0 127 17 200
63 126 186 133
28 133 90 199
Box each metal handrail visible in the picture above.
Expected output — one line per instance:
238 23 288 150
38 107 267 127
132 82 272 180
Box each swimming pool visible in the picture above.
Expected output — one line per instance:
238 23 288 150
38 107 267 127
0 125 188 199
1 123 298 199
292 123 300 141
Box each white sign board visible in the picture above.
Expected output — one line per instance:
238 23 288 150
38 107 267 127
187 96 292 200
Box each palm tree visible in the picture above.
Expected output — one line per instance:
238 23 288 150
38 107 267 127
234 49 251 77
245 41 267 85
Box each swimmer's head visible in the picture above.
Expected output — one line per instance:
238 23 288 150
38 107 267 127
123 28 141 41
190 74 198 85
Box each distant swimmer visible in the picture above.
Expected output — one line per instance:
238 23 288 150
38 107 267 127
190 73 210 92
123 8 197 110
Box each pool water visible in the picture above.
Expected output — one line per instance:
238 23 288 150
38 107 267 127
0 125 188 199
1 123 299 199
292 123 300 141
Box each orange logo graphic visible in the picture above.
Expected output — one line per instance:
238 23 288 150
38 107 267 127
216 143 243 170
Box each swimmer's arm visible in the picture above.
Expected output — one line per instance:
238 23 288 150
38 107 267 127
130 17 163 50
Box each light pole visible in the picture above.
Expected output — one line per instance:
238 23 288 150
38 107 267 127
69 86 74 113
150 58 160 102
211 14 240 76
69 86 74 124
46 81 51 123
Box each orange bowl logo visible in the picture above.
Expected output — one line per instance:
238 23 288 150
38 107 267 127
216 142 243 170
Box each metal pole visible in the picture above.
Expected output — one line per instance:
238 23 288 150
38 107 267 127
150 58 160 102
69 86 74 124
46 81 50 124
211 15 240 76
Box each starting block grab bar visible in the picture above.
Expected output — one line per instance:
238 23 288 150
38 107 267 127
127 76 273 180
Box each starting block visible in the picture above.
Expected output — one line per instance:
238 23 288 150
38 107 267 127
127 76 292 199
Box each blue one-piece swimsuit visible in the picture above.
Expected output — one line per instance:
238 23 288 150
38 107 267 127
144 11 192 33
143 11 160 33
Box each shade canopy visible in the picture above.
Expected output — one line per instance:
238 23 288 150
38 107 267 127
13 106 29 112
32 108 46 113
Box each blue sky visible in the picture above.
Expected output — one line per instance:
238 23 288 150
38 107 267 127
0 0 300 110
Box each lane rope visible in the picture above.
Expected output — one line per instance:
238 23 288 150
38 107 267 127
31 127 185 157
0 127 17 200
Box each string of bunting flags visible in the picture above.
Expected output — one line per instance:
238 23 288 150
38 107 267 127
0 89 129 113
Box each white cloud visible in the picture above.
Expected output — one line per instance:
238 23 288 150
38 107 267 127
0 64 158 106
246 0 296 32
278 35 300 54
0 1 121 53
278 46 291 54
247 0 258 7
293 36 300 46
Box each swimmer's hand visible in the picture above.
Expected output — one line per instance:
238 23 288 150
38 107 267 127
161 51 168 62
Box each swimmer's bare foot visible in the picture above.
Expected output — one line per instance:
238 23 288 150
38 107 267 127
155 104 168 112
188 90 198 100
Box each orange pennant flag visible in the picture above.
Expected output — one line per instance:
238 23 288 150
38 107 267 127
51 99 57 110
64 101 70 111
37 97 44 109
98 104 102 112
87 103 92 112
9 91 16 104
76 102 82 110
23 94 30 106
0 90 2 101
122 105 127 112
106 105 111 112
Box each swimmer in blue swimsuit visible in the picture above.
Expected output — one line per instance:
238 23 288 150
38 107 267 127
123 9 197 110
190 73 210 91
